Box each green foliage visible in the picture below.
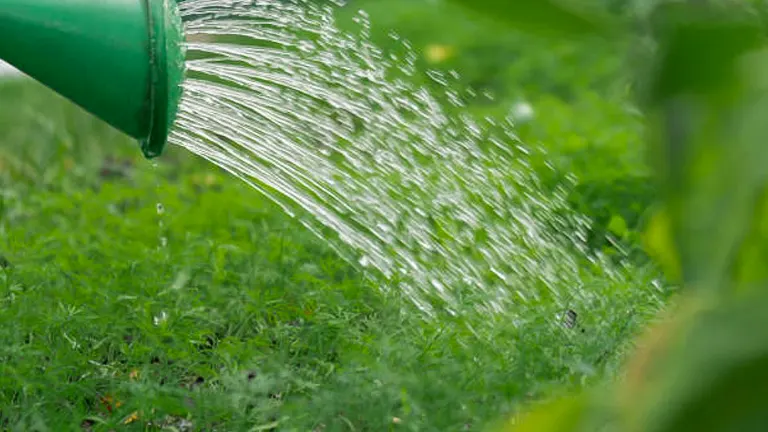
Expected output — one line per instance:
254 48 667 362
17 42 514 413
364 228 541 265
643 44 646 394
465 0 768 431
502 393 592 432
447 0 612 39
0 0 676 429
644 3 768 292
338 0 654 261
0 76 663 429
628 291 768 432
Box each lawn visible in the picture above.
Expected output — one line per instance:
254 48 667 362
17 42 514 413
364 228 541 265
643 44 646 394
0 1 670 430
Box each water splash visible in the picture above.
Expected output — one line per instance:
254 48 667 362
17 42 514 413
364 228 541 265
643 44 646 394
170 0 653 322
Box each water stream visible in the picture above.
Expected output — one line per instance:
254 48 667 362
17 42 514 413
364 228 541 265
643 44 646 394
169 0 657 325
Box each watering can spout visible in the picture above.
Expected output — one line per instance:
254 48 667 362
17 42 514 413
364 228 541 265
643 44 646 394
0 0 186 158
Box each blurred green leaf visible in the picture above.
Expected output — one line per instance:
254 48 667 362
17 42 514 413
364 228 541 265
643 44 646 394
627 290 768 432
500 393 589 432
447 0 613 39
643 3 768 292
642 207 681 282
732 187 768 290
645 3 765 104
607 214 628 238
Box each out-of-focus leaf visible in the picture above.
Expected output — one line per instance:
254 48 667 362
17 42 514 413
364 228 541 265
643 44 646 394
643 3 768 292
619 292 711 427
725 48 768 293
732 187 768 291
447 0 613 39
499 392 590 432
621 290 768 432
645 3 765 105
642 206 680 282
607 214 628 238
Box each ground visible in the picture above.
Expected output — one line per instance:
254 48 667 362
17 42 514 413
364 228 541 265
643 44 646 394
0 1 669 430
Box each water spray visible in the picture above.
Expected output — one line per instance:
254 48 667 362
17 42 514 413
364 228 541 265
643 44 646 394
0 0 186 158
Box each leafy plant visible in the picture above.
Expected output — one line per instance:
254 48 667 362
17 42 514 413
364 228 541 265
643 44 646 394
445 0 614 39
447 0 768 430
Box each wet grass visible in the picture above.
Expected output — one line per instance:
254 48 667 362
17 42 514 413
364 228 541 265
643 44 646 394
0 72 669 431
0 3 670 426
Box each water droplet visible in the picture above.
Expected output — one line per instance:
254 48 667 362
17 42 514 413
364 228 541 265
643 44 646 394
511 101 535 122
169 0 662 334
153 311 168 326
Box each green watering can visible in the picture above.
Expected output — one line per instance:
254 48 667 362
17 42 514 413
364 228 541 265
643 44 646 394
0 0 186 158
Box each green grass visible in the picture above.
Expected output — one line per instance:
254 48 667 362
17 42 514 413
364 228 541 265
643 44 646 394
0 82 665 431
0 2 670 430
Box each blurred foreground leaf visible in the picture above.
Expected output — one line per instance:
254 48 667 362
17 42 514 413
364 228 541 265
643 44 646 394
447 0 613 39
643 3 768 292
620 290 768 432
499 393 591 432
510 290 768 432
642 207 681 282
732 188 768 290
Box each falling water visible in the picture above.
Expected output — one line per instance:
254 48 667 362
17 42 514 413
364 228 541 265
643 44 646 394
169 0 654 322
